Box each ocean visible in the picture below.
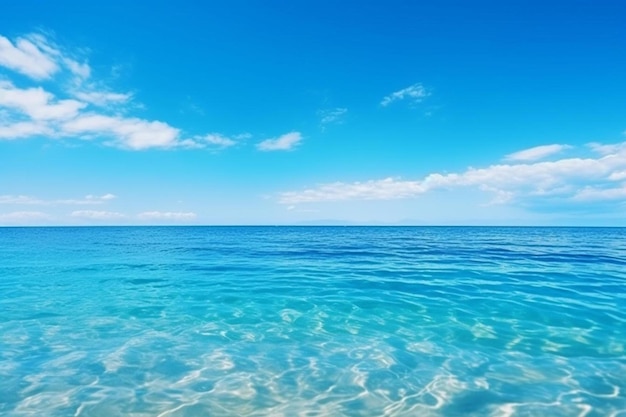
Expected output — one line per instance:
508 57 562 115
1 226 625 416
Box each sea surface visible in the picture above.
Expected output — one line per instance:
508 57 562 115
1 226 625 416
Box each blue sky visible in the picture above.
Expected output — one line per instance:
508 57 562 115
1 0 626 225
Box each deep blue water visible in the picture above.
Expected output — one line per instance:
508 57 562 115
1 226 625 416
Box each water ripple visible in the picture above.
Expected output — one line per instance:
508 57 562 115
1 226 625 416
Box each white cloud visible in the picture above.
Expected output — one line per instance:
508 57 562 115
257 131 302 151
608 171 626 181
137 211 197 220
62 114 180 149
0 211 51 223
587 141 626 156
0 81 86 120
573 184 626 201
381 83 430 107
480 186 515 205
505 144 570 162
0 35 59 79
71 210 126 220
280 140 626 207
0 121 52 139
0 32 237 151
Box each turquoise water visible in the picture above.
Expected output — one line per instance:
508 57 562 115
1 226 625 416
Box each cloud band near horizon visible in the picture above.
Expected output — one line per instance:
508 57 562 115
279 141 626 208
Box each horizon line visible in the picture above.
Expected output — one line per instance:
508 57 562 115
1 224 625 229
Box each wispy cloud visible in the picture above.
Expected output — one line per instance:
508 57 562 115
86 193 116 201
137 211 197 220
233 133 252 140
0 191 202 224
280 178 426 204
71 210 126 220
381 83 430 107
318 108 347 129
505 144 570 162
73 91 132 106
200 133 238 148
587 141 626 156
0 195 43 205
0 211 51 223
70 210 197 222
0 193 116 205
57 194 118 205
182 132 252 150
257 131 302 151
573 184 626 201
279 139 626 209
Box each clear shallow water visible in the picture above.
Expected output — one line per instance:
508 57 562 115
1 226 625 416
